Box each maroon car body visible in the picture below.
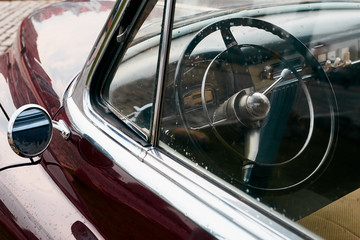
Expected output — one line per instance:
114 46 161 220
1 0 359 239
0 1 211 239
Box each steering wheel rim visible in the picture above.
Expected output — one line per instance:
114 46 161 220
201 43 315 166
174 17 338 192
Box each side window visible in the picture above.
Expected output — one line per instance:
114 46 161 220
102 1 164 135
159 0 360 239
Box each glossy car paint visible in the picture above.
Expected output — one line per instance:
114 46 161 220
0 0 330 239
46 107 215 239
0 111 29 240
0 1 215 239
65 0 314 239
1 1 114 116
0 1 110 239
0 61 103 238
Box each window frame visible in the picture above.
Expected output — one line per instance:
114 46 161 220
68 0 327 238
83 0 165 143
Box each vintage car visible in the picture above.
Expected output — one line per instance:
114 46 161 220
0 0 359 239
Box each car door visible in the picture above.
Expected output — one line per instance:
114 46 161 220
4 0 360 239
39 0 360 239
41 0 216 239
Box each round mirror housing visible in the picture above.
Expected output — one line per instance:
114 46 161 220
7 104 53 158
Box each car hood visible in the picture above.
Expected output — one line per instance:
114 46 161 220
0 1 114 117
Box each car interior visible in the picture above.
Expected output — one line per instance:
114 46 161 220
101 1 360 239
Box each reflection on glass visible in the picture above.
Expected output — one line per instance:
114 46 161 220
159 1 360 238
10 108 52 157
102 1 164 135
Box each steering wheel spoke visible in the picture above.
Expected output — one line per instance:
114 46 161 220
174 17 337 192
221 27 238 48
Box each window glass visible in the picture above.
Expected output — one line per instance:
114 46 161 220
102 1 164 133
160 0 360 238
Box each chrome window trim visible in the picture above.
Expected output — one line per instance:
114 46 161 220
104 102 150 141
99 0 155 142
144 147 318 240
150 0 175 145
65 93 317 240
72 0 130 104
68 0 321 239
73 0 159 142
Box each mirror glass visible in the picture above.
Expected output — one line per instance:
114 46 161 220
8 105 53 157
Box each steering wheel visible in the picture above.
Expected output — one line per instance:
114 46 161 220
174 18 337 192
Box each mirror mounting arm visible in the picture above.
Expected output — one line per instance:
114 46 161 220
52 120 71 140
7 104 70 158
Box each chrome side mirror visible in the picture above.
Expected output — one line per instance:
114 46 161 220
7 104 70 158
